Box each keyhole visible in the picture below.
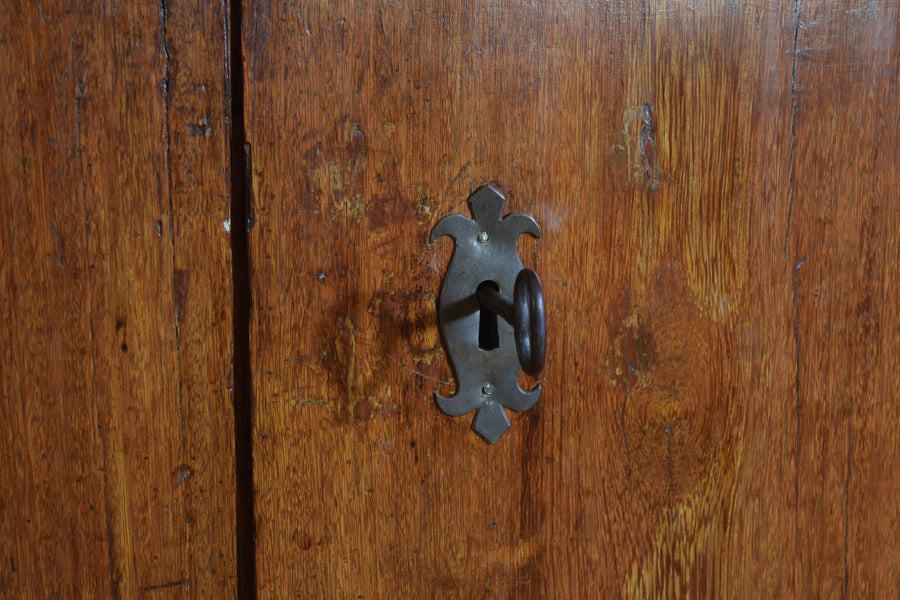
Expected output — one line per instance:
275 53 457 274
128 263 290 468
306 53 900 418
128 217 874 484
477 280 500 350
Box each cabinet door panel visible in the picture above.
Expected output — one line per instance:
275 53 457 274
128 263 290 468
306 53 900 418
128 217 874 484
0 2 237 598
243 1 900 597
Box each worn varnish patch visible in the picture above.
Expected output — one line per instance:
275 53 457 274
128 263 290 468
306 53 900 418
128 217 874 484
324 316 387 424
603 311 657 390
617 103 669 191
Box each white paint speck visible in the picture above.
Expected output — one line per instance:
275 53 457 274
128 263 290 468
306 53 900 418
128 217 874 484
222 219 231 233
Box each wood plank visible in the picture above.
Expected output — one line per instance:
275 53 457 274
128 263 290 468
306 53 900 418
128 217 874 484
788 2 900 596
244 0 900 596
0 2 236 598
615 3 798 597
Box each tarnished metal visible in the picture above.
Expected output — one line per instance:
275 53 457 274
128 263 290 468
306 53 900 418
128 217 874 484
476 269 546 377
429 185 544 444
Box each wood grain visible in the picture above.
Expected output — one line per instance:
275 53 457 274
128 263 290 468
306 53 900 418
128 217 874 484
0 2 236 598
237 0 900 597
242 0 900 597
789 2 900 596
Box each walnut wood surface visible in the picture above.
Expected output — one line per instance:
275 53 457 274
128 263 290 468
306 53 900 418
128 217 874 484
244 0 900 597
0 2 236 598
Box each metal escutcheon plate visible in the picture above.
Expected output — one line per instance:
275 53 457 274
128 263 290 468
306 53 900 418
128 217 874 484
429 185 542 443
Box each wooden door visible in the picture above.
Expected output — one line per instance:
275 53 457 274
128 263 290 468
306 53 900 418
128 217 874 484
3 1 900 598
0 2 238 598
244 0 900 597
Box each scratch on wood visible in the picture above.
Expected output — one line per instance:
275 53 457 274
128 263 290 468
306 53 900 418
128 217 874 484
140 577 194 592
449 160 471 187
172 463 195 489
844 400 852 598
792 255 804 541
188 115 211 136
172 269 189 325
243 142 255 231
622 387 633 483
160 0 171 156
619 103 665 191
104 514 121 600
49 224 63 266
160 0 185 441
358 336 450 384
74 76 87 199
664 425 674 493
290 398 327 408
71 40 96 430
783 0 802 259
638 103 660 191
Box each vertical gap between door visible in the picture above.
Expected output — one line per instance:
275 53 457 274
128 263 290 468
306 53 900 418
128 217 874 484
227 0 256 598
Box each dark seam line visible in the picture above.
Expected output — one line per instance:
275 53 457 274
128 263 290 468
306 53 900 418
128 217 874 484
226 0 256 598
